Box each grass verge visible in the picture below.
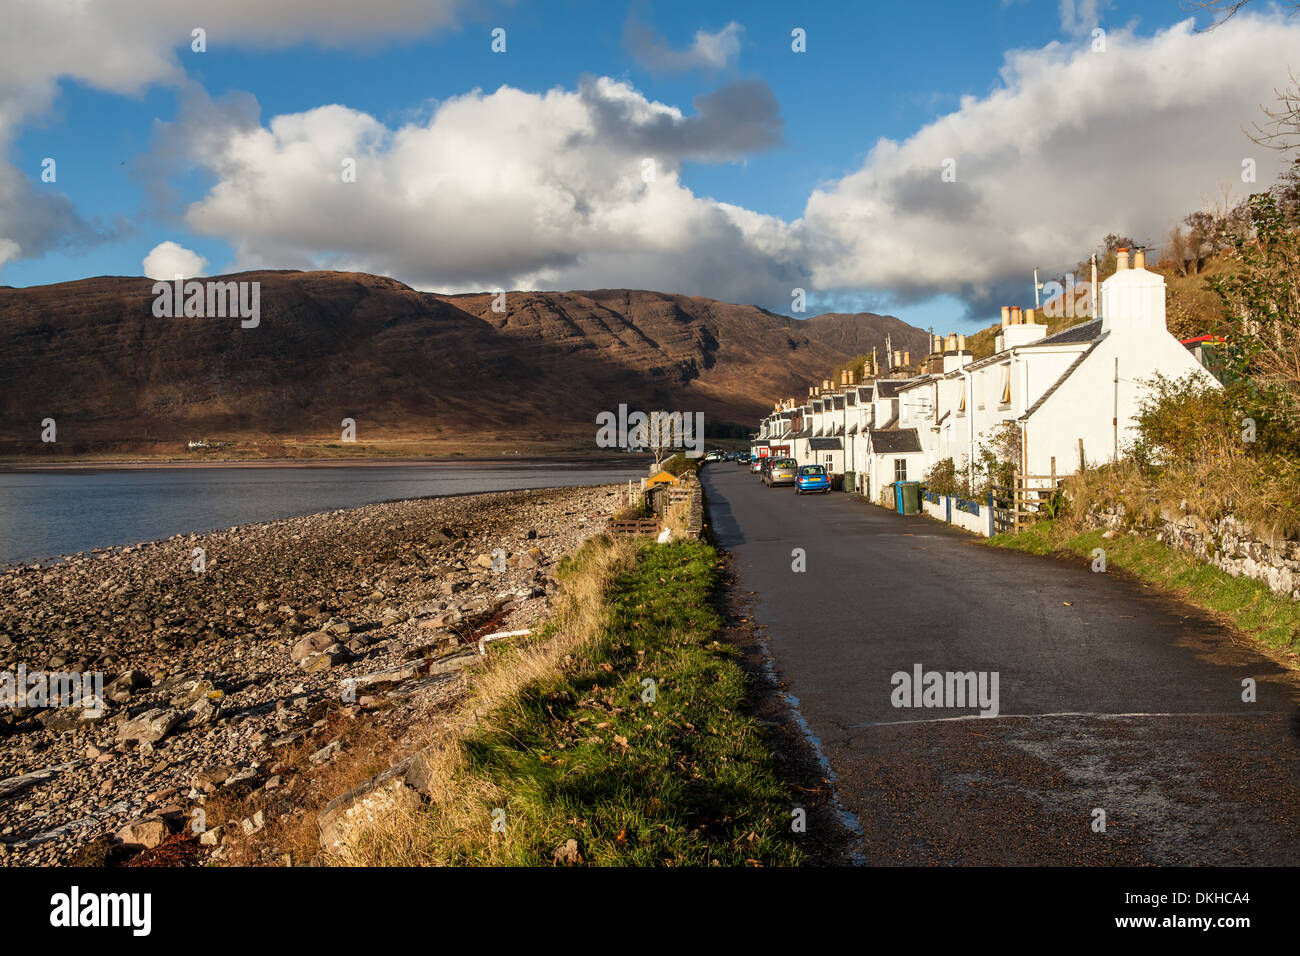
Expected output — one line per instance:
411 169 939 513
345 535 802 866
990 520 1300 652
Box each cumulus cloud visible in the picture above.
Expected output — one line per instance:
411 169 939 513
802 15 1300 315
625 19 744 72
170 77 799 302
143 241 207 279
0 0 471 274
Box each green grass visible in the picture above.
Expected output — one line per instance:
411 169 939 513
991 521 1300 651
449 539 801 866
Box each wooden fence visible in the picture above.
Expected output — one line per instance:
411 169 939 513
990 459 1066 535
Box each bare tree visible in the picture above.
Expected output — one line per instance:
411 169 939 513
1182 2 1300 150
1163 225 1193 277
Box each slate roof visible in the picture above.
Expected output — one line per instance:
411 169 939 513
874 380 916 398
868 428 923 454
809 437 843 451
1019 317 1103 347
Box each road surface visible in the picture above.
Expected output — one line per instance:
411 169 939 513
703 463 1300 865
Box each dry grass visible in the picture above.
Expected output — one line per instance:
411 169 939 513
1064 455 1300 543
334 535 637 866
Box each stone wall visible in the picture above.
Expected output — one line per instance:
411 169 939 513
1091 507 1300 600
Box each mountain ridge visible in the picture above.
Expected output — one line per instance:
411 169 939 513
0 270 930 455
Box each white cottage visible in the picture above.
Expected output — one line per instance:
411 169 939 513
920 248 1220 489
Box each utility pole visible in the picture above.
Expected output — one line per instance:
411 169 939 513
1091 253 1098 320
1033 268 1042 309
1113 356 1119 462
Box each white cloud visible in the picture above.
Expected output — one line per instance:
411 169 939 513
174 77 800 303
143 241 207 279
801 15 1300 314
0 0 471 273
626 20 744 72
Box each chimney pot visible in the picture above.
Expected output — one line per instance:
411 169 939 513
1011 306 1022 324
1000 306 1011 327
957 333 966 351
1134 249 1146 269
1117 247 1130 270
1026 308 1035 324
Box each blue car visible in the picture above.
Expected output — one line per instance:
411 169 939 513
795 465 830 494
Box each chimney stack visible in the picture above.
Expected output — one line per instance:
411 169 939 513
1116 247 1130 271
1134 248 1145 270
1001 306 1011 328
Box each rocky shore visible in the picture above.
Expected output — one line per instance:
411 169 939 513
0 483 624 865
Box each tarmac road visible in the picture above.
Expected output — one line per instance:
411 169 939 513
703 462 1300 865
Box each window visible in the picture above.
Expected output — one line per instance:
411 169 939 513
957 380 966 414
895 458 908 482
978 371 986 410
1000 366 1011 405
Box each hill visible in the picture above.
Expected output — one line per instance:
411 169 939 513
0 271 929 458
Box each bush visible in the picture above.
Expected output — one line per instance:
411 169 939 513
922 457 963 497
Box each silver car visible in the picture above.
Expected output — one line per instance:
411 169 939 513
764 458 799 487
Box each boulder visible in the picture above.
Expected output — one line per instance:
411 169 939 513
508 549 542 570
105 669 151 703
290 631 336 662
116 708 180 745
317 744 442 858
299 647 349 673
113 817 169 850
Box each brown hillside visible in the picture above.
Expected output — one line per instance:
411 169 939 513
0 271 927 456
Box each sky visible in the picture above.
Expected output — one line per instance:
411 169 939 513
1 0 1298 332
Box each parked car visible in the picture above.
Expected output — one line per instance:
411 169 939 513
736 453 751 465
749 456 764 474
795 464 830 494
765 458 799 487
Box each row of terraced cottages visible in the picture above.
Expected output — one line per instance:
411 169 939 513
750 249 1221 527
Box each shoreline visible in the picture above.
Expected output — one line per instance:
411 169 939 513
0 481 626 865
0 454 652 473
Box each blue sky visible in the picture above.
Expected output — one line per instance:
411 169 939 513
2 0 1296 332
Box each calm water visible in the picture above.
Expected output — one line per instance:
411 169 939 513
0 462 645 565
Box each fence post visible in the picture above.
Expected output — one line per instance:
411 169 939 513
946 494 952 524
987 490 994 537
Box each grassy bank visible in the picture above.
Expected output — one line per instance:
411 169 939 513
990 521 1300 653
345 536 801 866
